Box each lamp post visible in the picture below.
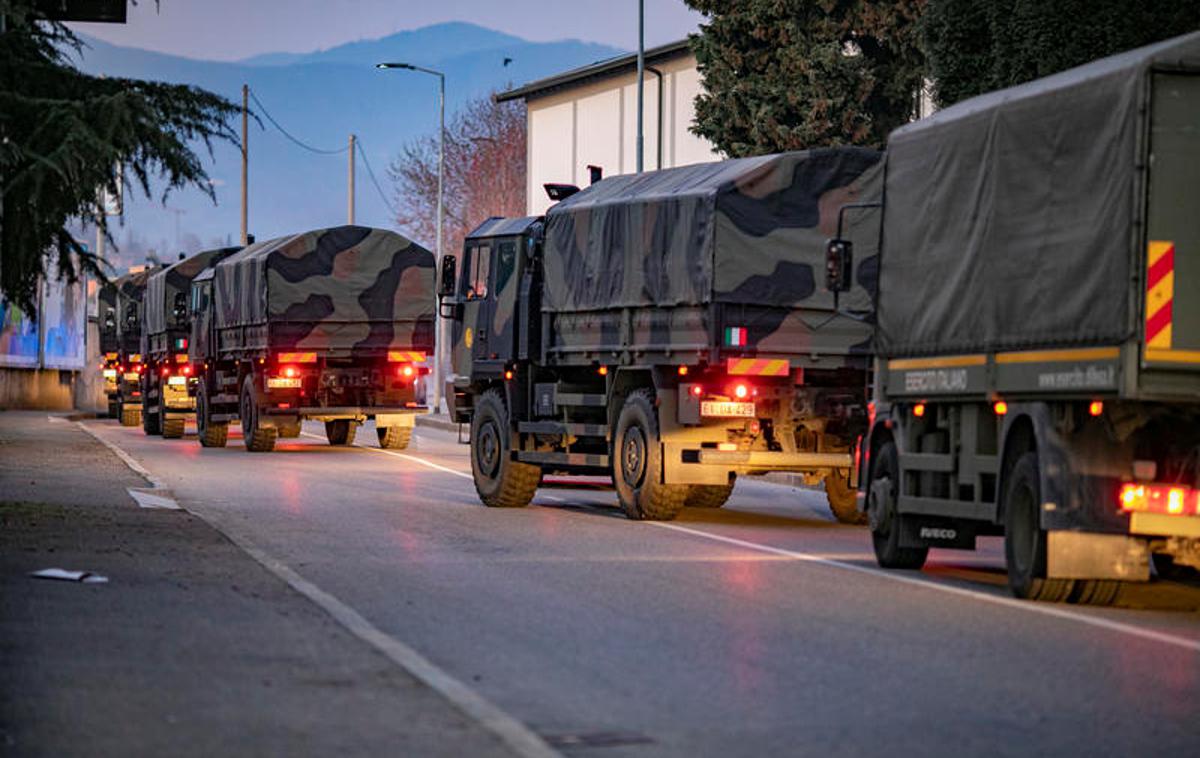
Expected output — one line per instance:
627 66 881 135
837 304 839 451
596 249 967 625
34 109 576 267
377 62 446 413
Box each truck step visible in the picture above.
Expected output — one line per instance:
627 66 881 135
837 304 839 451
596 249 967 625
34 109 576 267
518 421 609 439
516 451 610 468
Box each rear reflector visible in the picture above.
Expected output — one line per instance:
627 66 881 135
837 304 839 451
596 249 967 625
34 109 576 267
1120 483 1200 517
278 352 318 363
388 351 427 363
726 357 789 376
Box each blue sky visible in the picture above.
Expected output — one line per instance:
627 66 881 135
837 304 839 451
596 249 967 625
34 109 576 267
69 0 704 60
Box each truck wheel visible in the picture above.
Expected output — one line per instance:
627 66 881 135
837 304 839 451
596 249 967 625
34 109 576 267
868 441 928 569
240 376 276 452
686 481 735 509
196 380 228 448
1004 452 1075 602
1070 580 1120 606
825 470 867 524
120 407 140 427
162 418 185 439
470 388 539 507
613 389 687 521
378 426 412 450
107 399 119 419
325 420 357 446
142 382 162 436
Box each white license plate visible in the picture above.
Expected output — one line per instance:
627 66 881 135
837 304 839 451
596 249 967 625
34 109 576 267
167 376 188 386
267 377 302 389
701 401 755 418
123 372 140 381
102 369 117 378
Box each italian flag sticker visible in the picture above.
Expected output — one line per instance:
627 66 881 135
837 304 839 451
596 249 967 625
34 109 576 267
725 326 747 347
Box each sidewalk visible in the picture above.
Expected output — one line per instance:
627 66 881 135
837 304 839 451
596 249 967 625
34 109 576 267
0 411 513 757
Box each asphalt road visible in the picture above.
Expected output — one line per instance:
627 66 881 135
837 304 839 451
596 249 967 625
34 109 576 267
83 417 1200 757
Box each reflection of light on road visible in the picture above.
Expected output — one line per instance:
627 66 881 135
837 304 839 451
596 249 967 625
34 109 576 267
281 476 302 514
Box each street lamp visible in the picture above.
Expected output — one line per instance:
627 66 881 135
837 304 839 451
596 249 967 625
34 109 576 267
377 61 446 414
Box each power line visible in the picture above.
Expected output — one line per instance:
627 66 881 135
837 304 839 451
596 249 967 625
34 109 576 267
353 135 397 218
248 88 349 156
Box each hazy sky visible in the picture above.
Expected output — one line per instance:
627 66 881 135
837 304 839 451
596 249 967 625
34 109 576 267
69 0 705 60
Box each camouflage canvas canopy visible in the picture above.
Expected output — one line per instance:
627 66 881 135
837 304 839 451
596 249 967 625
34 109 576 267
145 248 239 335
542 148 882 313
213 226 435 351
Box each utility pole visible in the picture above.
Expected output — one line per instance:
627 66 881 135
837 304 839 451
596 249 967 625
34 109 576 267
636 0 645 173
348 134 356 225
240 84 248 245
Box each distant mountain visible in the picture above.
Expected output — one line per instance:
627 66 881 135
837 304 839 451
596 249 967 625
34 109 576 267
238 22 527 68
67 23 622 268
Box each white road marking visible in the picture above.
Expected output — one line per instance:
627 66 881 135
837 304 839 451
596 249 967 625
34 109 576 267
127 487 181 510
300 431 473 479
650 522 1200 654
87 425 556 758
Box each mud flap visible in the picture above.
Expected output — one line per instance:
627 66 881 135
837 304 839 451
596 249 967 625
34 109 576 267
1046 531 1150 580
898 517 978 550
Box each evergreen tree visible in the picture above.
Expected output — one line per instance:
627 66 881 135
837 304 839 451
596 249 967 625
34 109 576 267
0 1 239 312
924 0 1200 107
685 0 927 157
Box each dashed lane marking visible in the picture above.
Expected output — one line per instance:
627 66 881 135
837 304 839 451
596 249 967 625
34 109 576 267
650 522 1200 654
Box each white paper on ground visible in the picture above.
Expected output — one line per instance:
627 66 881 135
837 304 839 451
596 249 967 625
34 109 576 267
31 568 109 584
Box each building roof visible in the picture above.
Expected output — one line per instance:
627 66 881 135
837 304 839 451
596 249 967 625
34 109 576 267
495 39 692 103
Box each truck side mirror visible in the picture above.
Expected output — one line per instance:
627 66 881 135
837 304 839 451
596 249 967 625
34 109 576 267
825 238 853 293
439 255 457 299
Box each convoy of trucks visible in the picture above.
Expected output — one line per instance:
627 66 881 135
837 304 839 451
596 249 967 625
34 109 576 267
87 32 1200 603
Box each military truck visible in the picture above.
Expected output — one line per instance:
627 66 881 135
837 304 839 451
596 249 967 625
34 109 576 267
847 32 1200 603
99 269 152 425
440 149 882 521
190 226 434 452
142 248 240 438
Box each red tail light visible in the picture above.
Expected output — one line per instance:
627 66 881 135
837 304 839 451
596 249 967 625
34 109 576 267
1119 483 1200 516
690 385 703 397
282 366 298 378
733 383 750 400
161 365 171 377
396 364 415 379
182 365 193 376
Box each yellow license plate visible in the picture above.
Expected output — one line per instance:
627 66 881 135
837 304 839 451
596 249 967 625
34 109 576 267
123 372 140 381
267 377 302 389
701 401 755 418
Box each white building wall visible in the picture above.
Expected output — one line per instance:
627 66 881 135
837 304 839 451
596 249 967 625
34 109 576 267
525 54 720 216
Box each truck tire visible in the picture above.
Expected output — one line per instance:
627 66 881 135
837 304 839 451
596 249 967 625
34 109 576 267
120 406 140 427
325 420 357 446
162 418 185 439
1070 580 1120 606
107 399 119 419
470 388 539 508
378 426 412 450
868 441 928 569
1003 451 1075 602
613 389 687 521
240 375 276 452
278 423 301 439
196 379 228 448
686 482 735 509
825 470 867 524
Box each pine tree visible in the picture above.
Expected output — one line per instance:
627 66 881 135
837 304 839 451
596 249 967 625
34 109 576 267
0 1 239 313
924 0 1200 107
685 1 927 157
